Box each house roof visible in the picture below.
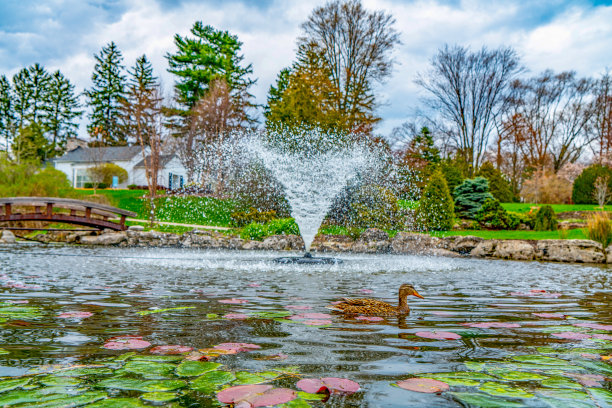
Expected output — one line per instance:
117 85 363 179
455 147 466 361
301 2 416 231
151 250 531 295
134 155 176 168
53 146 142 163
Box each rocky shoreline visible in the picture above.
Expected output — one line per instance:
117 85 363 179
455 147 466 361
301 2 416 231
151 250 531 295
4 227 611 265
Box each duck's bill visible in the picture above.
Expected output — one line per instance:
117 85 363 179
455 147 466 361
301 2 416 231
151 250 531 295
413 291 424 299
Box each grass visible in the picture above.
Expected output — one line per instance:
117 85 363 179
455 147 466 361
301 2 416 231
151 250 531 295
501 203 612 214
430 229 588 240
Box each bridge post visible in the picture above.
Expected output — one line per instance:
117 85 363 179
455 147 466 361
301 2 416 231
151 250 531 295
4 204 11 217
46 203 53 217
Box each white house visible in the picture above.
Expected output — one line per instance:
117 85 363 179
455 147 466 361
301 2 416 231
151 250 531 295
53 146 187 189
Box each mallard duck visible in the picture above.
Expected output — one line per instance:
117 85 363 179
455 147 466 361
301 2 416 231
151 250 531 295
327 284 424 316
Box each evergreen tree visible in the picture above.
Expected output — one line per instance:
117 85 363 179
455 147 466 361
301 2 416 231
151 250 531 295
166 21 255 112
454 177 494 219
0 76 15 151
86 42 127 145
477 161 514 202
534 205 557 231
44 71 81 156
416 169 455 231
12 122 50 163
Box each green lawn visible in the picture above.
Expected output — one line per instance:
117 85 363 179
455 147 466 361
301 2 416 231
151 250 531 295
501 203 612 213
430 229 588 240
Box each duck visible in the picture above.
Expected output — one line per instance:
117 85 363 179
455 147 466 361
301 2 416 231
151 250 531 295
327 284 424 316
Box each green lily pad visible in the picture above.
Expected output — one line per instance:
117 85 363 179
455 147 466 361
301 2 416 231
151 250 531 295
0 348 9 355
39 376 81 387
490 371 547 382
141 392 179 403
296 391 326 401
576 360 612 376
206 313 219 319
588 388 612 405
129 355 183 362
137 306 195 316
538 325 587 333
538 396 593 408
426 371 495 381
88 398 149 407
0 378 30 393
176 361 221 377
273 366 301 375
451 392 526 407
538 388 590 401
115 352 136 361
0 390 68 406
257 371 281 380
190 370 236 393
250 311 292 318
429 377 479 387
541 377 583 389
536 347 558 354
54 367 113 377
0 306 42 320
464 361 486 371
511 355 569 366
97 377 186 392
16 391 107 407
36 386 88 395
479 382 533 398
278 398 312 408
123 361 176 378
232 371 271 385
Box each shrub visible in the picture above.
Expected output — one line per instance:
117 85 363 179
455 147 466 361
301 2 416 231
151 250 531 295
87 163 128 187
477 161 515 202
230 208 277 228
572 164 612 204
534 205 557 231
240 222 268 241
265 218 299 236
475 198 519 230
416 169 455 231
327 184 400 229
586 212 612 252
84 182 108 189
0 158 71 197
439 159 464 196
127 184 138 190
521 171 572 204
453 177 494 219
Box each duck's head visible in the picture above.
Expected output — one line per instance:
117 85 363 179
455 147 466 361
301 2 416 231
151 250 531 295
399 284 424 299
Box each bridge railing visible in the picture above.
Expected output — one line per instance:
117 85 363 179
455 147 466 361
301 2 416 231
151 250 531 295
0 197 138 231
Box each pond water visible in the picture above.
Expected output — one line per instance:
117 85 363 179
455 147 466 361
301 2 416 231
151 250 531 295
0 244 611 407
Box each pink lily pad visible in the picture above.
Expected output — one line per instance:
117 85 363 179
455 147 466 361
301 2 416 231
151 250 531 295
284 305 312 310
580 353 600 359
569 373 605 387
532 313 567 319
219 298 249 304
103 335 151 350
289 313 331 320
463 322 521 329
430 311 455 316
224 313 249 320
214 343 261 353
355 316 384 322
358 289 374 294
574 323 612 331
415 331 462 340
149 345 193 354
530 289 547 293
218 384 272 403
217 385 297 407
58 311 93 319
248 283 261 287
5 300 29 304
297 378 360 395
592 333 612 340
551 332 592 340
396 378 450 393
302 319 333 326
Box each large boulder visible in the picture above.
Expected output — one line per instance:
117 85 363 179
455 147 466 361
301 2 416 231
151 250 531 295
79 232 127 246
0 230 16 244
352 228 391 253
444 235 484 254
536 239 604 263
470 240 498 258
494 240 535 261
391 232 442 255
311 235 353 252
261 235 304 251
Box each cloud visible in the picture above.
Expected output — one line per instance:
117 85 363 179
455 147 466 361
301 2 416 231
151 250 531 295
0 0 611 138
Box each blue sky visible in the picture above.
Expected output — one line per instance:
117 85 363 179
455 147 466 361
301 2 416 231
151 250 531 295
1 0 611 138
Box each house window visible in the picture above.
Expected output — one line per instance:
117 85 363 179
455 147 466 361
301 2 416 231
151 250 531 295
169 173 183 190
75 169 91 188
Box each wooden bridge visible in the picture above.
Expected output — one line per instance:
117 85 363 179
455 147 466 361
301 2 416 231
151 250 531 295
0 197 137 231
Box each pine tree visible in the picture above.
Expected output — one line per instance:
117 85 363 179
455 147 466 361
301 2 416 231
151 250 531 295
454 177 494 219
44 71 82 156
477 161 514 202
0 75 15 151
86 42 127 146
417 169 455 231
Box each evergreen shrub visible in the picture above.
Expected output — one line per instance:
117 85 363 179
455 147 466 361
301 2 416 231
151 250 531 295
416 169 455 231
453 177 494 219
475 198 519 230
534 205 557 231
328 184 400 230
477 161 514 202
572 165 612 204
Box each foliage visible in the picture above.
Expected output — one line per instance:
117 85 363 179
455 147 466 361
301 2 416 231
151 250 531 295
239 218 299 241
344 184 400 230
440 158 465 197
85 42 127 146
534 205 558 231
586 211 612 250
87 163 128 187
45 70 82 154
477 161 514 202
84 182 108 189
572 164 612 204
0 157 71 197
11 123 51 163
453 177 494 219
416 169 455 231
502 202 612 213
227 163 290 217
230 208 277 228
520 170 573 204
475 198 519 230
0 75 14 149
430 229 588 240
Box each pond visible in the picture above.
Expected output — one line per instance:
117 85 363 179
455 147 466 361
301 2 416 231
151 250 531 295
0 244 611 407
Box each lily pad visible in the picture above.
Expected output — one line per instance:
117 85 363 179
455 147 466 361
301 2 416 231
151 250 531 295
176 361 221 377
551 332 591 340
88 398 148 407
97 377 186 392
130 354 184 362
289 313 331 320
426 372 495 381
214 343 261 353
540 377 582 389
296 391 326 401
20 391 107 407
218 298 248 304
301 319 332 326
532 313 567 319
574 323 612 331
190 370 236 393
57 311 93 319
355 316 384 322
464 362 486 371
251 311 292 318
0 306 42 320
415 331 462 340
588 387 612 405
511 355 569 366
137 306 195 316
233 371 271 385
54 366 113 377
491 371 547 382
428 377 479 387
217 384 297 407
538 388 590 401
39 376 81 387
0 378 30 393
103 336 150 350
0 348 9 355
395 378 449 393
123 361 176 378
140 392 178 403
224 313 249 320
479 382 533 398
451 392 526 407
296 378 360 395
463 322 521 329
147 345 193 355
285 305 312 310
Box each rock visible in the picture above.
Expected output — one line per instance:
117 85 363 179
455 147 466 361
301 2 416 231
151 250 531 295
0 230 16 243
445 235 484 254
261 235 304 251
311 235 354 252
128 225 145 231
429 248 462 258
79 232 127 246
352 228 391 253
242 240 263 250
391 232 441 255
471 240 498 257
536 239 604 263
558 221 586 230
494 240 535 261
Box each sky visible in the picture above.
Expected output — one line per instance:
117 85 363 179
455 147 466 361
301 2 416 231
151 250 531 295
1 0 611 139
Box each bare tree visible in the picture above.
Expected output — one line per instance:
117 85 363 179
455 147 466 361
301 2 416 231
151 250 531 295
592 69 612 161
416 45 522 175
298 0 400 133
593 175 611 207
